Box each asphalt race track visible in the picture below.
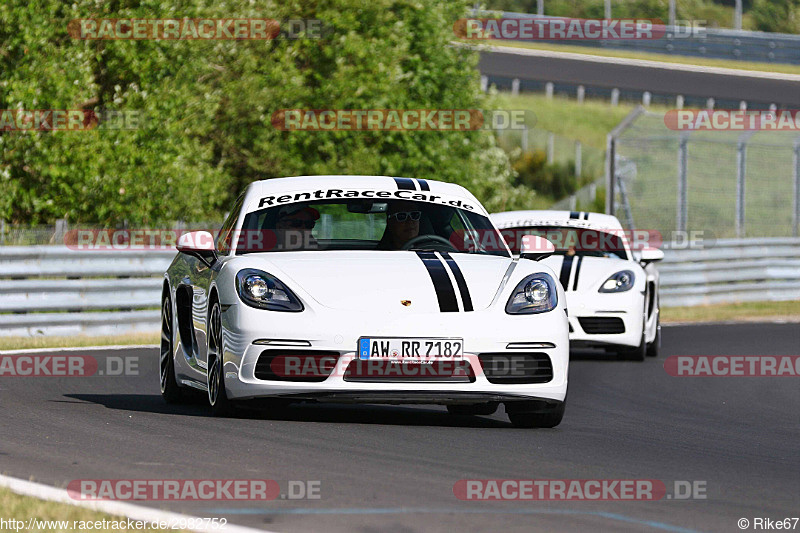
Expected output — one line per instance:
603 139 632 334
0 322 797 533
478 47 800 107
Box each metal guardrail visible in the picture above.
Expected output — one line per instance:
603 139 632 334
0 240 797 336
659 238 800 307
492 11 800 65
0 247 173 337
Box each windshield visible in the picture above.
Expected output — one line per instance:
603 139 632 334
503 226 628 260
235 199 510 257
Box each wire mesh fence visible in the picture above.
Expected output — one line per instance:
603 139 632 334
607 107 800 239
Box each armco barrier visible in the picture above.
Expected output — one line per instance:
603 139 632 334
487 11 800 65
0 247 174 337
0 239 798 336
659 237 800 307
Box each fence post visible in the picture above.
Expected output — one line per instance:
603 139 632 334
521 127 529 152
577 85 585 104
606 133 616 216
0 219 4 245
537 0 544 16
604 0 611 19
480 75 488 93
547 132 554 164
545 82 553 99
511 78 520 96
611 88 619 106
734 0 743 30
669 0 676 27
575 141 582 177
794 140 800 237
54 218 68 245
736 135 748 238
677 135 688 234
605 106 646 217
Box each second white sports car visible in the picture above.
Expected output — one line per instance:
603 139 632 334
490 210 663 360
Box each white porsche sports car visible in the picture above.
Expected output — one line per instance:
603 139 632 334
490 210 663 360
161 176 569 427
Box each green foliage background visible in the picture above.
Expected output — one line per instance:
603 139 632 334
0 0 537 225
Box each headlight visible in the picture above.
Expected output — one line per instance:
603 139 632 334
599 270 635 293
505 274 558 315
235 269 303 312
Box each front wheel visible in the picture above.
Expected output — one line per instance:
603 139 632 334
207 301 235 416
505 399 565 428
646 312 660 357
447 403 499 416
160 294 183 403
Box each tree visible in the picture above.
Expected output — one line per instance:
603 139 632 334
0 0 535 225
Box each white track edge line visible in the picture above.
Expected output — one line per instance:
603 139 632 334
0 474 275 533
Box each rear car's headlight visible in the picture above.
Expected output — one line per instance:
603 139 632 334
236 269 303 312
599 270 635 293
505 274 558 315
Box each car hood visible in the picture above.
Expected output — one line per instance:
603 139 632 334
248 251 513 313
539 254 636 292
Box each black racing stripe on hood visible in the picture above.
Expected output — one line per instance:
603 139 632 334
569 211 580 219
416 251 458 312
440 252 473 312
559 254 574 291
572 255 584 291
416 179 430 191
394 177 417 190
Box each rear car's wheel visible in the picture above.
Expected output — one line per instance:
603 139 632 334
160 294 183 403
505 398 565 428
207 300 235 416
620 310 647 361
447 403 499 416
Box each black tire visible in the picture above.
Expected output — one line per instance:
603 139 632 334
447 403 499 416
620 311 647 362
505 399 565 428
160 294 183 403
207 300 235 416
646 320 660 358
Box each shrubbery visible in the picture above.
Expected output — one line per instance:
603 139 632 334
0 0 539 225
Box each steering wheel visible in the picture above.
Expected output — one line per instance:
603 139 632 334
401 234 458 251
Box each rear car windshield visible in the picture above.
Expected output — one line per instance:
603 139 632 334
503 226 628 260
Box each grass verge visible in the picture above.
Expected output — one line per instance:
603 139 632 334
661 300 800 323
0 487 184 532
0 331 159 351
479 40 800 76
495 92 662 149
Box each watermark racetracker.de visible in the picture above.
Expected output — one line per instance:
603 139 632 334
67 18 326 40
664 356 800 377
453 479 707 500
0 354 139 377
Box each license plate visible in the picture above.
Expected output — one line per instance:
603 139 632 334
358 338 464 360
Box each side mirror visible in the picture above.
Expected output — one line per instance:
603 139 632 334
637 247 664 264
519 235 556 261
177 231 217 266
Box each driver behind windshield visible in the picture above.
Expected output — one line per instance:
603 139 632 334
377 202 421 250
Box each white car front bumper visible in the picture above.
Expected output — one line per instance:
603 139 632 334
219 302 569 403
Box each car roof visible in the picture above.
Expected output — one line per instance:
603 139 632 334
240 175 487 215
490 210 624 230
